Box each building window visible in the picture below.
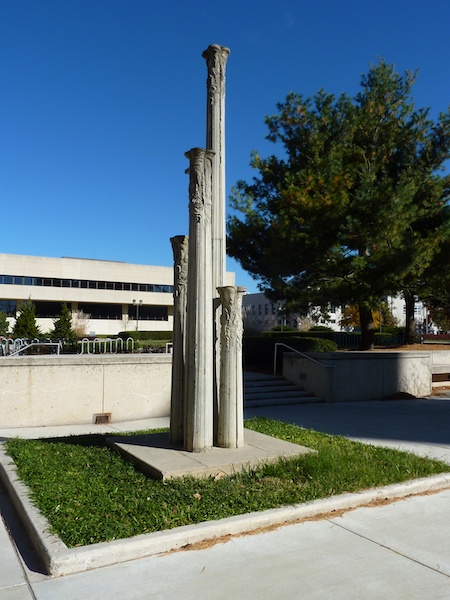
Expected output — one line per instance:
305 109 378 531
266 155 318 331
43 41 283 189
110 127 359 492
127 304 168 321
78 303 122 320
0 299 16 316
0 274 174 294
34 301 70 318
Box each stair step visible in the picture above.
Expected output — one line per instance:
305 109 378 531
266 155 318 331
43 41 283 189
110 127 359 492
245 396 321 408
245 382 294 389
245 389 312 400
243 371 321 406
245 386 306 395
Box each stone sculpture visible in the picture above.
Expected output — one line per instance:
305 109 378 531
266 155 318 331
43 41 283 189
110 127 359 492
170 45 245 452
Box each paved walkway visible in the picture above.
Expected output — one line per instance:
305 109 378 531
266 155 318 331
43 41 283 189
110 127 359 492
2 393 450 599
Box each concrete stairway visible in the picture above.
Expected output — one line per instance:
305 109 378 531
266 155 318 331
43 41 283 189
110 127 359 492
244 372 321 408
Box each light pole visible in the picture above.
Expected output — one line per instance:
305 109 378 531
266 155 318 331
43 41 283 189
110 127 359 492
133 299 143 331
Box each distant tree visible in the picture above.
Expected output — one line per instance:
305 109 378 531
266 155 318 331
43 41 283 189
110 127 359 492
340 301 398 331
50 303 75 341
428 304 450 333
228 60 450 349
0 310 9 336
12 300 41 339
340 305 360 330
377 301 398 330
72 310 90 339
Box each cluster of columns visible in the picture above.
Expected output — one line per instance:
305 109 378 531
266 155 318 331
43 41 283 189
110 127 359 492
170 45 245 452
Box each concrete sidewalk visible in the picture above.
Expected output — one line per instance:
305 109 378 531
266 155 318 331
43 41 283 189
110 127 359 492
2 394 450 599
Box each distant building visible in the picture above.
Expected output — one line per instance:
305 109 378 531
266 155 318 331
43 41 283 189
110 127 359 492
242 292 343 332
242 292 432 333
0 253 235 336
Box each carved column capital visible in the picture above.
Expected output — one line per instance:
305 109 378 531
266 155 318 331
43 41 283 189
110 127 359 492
218 286 246 346
202 44 230 98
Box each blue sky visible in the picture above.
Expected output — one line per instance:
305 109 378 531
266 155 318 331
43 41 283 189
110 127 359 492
1 0 449 293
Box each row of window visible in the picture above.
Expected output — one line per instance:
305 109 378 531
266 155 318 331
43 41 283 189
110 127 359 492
0 300 168 321
0 274 174 294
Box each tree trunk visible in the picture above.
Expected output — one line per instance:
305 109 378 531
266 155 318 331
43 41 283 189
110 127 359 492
404 292 416 344
359 302 375 350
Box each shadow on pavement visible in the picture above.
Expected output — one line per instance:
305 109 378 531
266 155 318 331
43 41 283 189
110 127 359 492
245 394 450 448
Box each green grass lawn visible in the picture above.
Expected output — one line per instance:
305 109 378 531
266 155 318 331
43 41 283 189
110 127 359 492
4 417 448 548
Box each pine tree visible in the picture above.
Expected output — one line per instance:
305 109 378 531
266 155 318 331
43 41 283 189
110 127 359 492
228 60 450 349
0 310 9 336
50 303 76 341
12 300 41 339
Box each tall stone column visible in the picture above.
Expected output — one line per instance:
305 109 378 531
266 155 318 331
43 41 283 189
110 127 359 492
184 148 215 452
203 44 230 294
203 44 230 445
217 286 246 448
169 235 189 446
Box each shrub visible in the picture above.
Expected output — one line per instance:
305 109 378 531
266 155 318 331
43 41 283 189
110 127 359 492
118 331 173 342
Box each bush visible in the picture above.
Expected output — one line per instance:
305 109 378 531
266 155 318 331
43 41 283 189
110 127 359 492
262 330 335 341
309 325 334 332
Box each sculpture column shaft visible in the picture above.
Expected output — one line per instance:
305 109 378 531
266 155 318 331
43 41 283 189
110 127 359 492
203 44 230 294
169 235 189 446
217 286 246 448
203 44 230 446
184 148 215 452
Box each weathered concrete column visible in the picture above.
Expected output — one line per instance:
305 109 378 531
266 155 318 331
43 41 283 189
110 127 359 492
203 44 230 446
184 148 215 452
169 235 189 446
217 286 246 448
203 44 230 293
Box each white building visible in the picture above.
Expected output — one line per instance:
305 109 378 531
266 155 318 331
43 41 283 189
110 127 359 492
1 253 235 336
389 295 433 332
0 253 177 336
242 292 343 332
0 253 169 336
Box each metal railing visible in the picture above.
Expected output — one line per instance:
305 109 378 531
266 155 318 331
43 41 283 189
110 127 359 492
273 343 331 374
7 341 62 357
273 342 336 402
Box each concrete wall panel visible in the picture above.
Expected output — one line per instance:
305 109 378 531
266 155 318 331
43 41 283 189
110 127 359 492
0 355 171 427
283 351 435 402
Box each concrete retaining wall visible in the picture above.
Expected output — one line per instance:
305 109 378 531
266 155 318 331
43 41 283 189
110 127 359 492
0 354 172 427
283 351 435 402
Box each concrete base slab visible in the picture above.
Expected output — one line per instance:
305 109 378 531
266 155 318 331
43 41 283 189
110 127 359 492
107 428 314 480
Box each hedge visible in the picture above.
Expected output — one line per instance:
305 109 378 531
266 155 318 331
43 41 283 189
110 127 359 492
118 331 173 342
260 330 404 349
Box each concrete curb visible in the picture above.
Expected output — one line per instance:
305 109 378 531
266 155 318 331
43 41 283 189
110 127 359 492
2 443 450 577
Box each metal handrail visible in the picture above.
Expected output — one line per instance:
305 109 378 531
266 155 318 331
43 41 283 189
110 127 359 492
273 342 332 375
274 342 336 403
8 342 62 357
